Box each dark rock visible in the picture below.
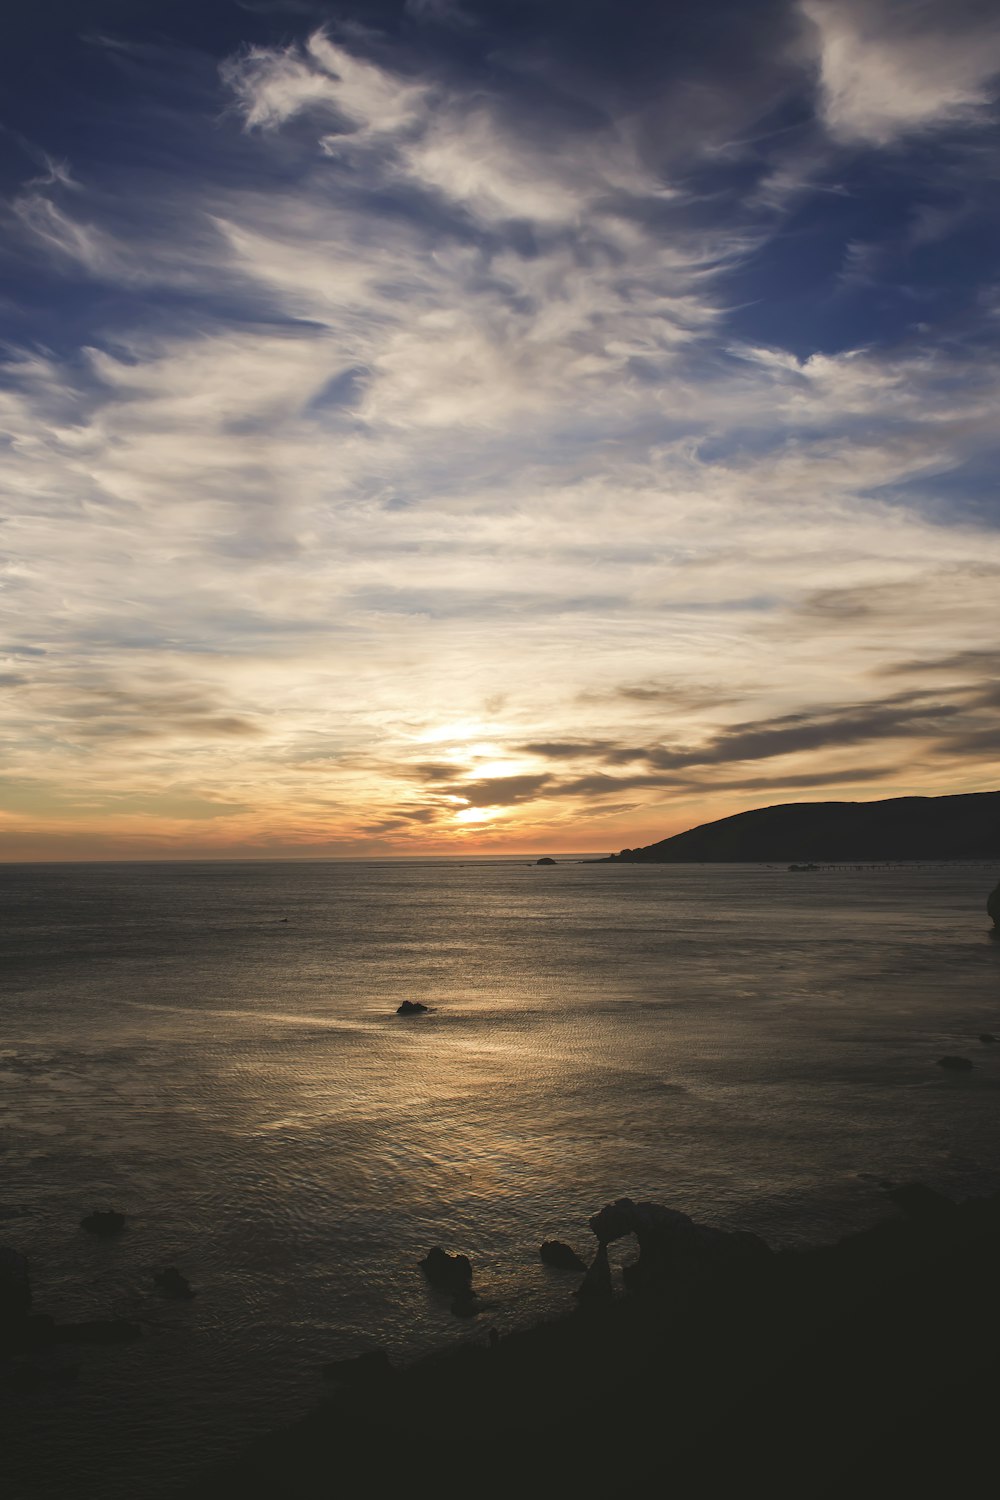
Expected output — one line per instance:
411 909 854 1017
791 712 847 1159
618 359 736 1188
988 880 1000 928
574 1243 613 1304
539 1241 587 1272
322 1349 395 1384
154 1267 195 1299
536 857 556 865
604 791 1000 864
80 1210 126 1237
56 1318 141 1346
937 1056 974 1071
0 1247 31 1326
396 1000 429 1015
979 1033 998 1044
450 1289 481 1318
587 1197 771 1292
420 1246 473 1293
885 1184 956 1220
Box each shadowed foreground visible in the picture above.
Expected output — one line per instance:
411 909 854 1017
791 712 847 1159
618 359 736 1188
189 1188 1000 1498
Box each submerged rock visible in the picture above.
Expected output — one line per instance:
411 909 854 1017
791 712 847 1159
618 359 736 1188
396 1000 429 1016
420 1247 473 1293
80 1210 126 1237
937 1056 974 1071
153 1267 195 1299
539 1241 587 1272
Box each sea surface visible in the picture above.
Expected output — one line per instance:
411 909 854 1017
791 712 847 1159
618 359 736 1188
2 858 999 1498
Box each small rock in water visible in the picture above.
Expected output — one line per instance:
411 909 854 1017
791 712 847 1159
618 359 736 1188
153 1267 195 1300
937 1055 974 1071
420 1246 473 1293
536 857 556 865
80 1210 126 1237
396 1000 429 1015
539 1240 587 1272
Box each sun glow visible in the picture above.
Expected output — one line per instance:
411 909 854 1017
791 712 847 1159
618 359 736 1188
415 721 504 745
453 807 496 825
468 758 535 779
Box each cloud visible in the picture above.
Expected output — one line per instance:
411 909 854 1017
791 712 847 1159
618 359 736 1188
651 693 964 769
429 773 551 807
802 0 1000 146
1 11 1000 855
222 30 429 136
496 684 999 810
16 672 263 744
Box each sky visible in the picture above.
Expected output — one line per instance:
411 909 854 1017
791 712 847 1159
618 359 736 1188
1 0 999 859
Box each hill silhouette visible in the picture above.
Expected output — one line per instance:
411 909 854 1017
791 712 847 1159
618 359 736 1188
603 791 1000 863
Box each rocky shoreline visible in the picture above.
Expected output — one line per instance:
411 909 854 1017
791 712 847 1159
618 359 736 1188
187 1184 1000 1497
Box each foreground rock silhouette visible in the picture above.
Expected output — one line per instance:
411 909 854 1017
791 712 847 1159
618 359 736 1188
396 1000 429 1015
419 1246 472 1293
586 1198 770 1291
189 1185 1000 1499
539 1240 586 1271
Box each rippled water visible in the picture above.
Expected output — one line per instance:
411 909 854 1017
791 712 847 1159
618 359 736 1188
3 858 999 1497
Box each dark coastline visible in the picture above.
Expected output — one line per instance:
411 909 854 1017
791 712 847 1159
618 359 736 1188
602 790 1000 863
189 1187 1000 1498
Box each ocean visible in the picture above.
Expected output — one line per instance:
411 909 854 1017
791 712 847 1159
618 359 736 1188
2 858 999 1497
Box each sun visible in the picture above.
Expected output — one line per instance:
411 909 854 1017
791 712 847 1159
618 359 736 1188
453 807 495 825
